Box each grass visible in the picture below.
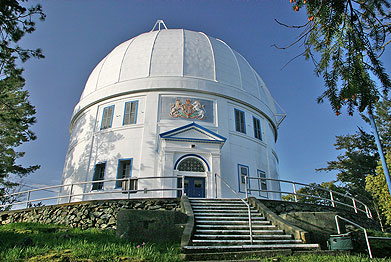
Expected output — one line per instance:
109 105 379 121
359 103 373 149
0 223 390 261
0 223 182 261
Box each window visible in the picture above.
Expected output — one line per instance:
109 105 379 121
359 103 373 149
257 170 268 198
238 164 249 192
116 159 132 188
178 158 205 172
253 117 262 140
234 109 246 133
123 101 138 125
101 106 114 130
92 163 106 190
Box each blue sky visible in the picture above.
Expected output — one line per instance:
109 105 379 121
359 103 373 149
16 0 390 190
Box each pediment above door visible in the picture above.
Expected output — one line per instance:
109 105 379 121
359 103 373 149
159 122 226 146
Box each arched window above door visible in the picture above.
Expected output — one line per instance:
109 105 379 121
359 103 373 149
177 158 205 172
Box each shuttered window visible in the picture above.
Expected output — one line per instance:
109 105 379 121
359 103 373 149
253 117 262 140
116 159 132 188
123 101 138 125
257 170 268 198
234 109 246 133
92 163 106 190
101 106 114 130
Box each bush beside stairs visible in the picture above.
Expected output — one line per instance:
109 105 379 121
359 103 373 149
182 198 320 261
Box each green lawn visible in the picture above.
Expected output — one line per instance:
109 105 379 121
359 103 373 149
0 223 182 261
0 223 389 261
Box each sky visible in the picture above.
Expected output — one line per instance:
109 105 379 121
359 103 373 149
15 0 390 191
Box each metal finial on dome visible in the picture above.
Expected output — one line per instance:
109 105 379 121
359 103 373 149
151 20 168 31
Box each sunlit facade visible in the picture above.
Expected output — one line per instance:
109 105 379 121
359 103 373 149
59 22 284 202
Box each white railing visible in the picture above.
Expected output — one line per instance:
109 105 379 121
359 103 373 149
215 173 253 244
245 177 373 218
0 176 185 210
2 175 373 221
335 215 372 258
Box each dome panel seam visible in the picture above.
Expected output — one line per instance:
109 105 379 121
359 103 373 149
199 32 216 82
182 29 185 77
95 56 109 92
118 38 136 83
148 30 160 77
217 38 242 90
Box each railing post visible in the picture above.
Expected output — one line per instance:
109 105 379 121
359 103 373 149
330 191 335 207
368 206 373 219
245 176 248 199
364 205 371 218
335 215 341 234
182 176 185 196
364 228 373 258
248 204 253 244
292 183 298 202
127 178 131 200
68 184 74 203
214 173 217 199
352 198 358 213
26 190 31 208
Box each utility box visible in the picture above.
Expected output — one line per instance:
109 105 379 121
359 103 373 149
328 233 353 250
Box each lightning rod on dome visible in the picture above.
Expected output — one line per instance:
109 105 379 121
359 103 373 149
151 20 168 31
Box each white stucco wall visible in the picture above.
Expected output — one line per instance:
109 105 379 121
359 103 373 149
59 28 283 202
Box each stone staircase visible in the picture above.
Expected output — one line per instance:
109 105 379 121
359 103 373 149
182 198 320 261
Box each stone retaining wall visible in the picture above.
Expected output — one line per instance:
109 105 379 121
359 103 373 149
0 198 181 230
260 199 379 230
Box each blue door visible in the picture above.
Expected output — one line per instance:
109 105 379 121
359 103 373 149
178 177 205 198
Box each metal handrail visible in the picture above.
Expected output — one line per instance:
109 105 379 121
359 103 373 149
335 215 372 258
1 176 184 209
214 173 253 244
246 176 372 218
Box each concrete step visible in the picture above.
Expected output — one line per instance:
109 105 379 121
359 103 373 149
183 249 292 261
189 198 242 202
191 202 248 206
196 224 277 229
194 212 257 216
194 216 265 220
196 220 271 225
192 206 255 210
192 239 303 245
193 234 293 239
183 243 320 251
195 229 284 234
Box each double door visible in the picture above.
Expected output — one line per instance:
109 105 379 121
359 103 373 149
178 176 205 198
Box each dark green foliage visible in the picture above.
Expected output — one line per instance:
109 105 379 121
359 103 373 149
282 181 347 206
284 0 391 115
0 1 45 206
316 128 378 202
316 100 391 226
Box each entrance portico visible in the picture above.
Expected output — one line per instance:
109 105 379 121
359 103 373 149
158 123 226 198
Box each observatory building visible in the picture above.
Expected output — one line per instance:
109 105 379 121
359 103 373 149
59 21 285 202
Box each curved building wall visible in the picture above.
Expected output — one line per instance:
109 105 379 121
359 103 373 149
60 28 283 202
60 88 280 201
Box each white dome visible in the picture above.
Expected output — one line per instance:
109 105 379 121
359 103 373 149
77 28 279 125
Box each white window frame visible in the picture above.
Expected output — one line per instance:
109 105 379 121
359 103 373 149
257 169 268 198
116 158 133 188
238 164 249 193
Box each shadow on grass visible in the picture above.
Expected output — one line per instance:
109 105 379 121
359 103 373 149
0 223 182 262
